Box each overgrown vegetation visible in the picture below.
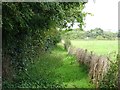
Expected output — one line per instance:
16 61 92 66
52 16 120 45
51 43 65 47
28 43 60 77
2 2 87 88
99 59 118 88
2 2 119 89
3 48 64 88
3 45 95 88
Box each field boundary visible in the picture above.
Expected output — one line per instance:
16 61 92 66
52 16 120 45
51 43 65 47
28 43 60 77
62 39 117 88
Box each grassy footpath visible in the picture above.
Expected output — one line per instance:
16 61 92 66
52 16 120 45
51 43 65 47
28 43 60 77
54 44 94 88
26 44 95 88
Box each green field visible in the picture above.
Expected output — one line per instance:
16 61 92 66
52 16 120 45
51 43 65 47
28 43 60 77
71 40 118 59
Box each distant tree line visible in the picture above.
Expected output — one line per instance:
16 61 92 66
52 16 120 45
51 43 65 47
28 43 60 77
62 28 118 40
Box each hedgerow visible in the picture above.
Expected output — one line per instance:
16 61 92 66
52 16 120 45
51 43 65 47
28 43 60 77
2 2 87 88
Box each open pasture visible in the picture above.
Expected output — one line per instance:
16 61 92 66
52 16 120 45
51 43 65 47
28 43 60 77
71 40 118 57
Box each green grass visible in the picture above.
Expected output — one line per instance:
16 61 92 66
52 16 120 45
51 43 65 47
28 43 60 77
26 44 95 88
71 40 118 61
52 44 94 88
54 44 94 88
71 40 118 55
23 40 118 88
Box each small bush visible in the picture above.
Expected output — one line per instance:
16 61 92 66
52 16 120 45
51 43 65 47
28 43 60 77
64 39 71 50
96 36 104 40
99 57 119 88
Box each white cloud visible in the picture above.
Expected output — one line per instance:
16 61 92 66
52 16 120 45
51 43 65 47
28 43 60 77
83 0 119 32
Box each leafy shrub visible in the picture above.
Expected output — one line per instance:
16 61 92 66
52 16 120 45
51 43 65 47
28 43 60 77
64 39 71 50
3 73 64 88
99 55 119 88
62 30 85 40
96 36 104 40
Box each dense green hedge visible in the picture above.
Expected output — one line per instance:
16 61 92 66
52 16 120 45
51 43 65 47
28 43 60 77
2 2 86 88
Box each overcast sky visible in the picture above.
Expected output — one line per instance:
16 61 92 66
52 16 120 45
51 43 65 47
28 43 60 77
72 0 119 32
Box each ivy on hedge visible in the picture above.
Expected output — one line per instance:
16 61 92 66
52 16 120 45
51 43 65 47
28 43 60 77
2 2 86 88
